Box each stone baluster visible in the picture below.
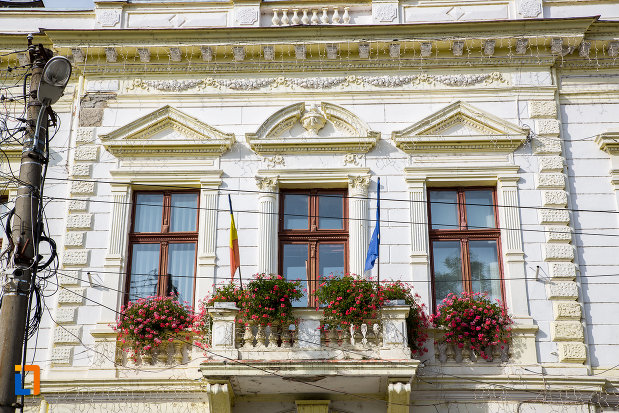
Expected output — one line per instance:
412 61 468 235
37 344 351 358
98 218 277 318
332 7 341 24
173 342 184 364
361 323 368 346
343 7 350 24
268 325 279 348
291 9 300 25
208 302 240 360
349 325 356 346
272 9 280 26
311 10 319 24
321 7 329 24
281 9 289 25
243 324 253 349
301 9 309 24
282 326 292 348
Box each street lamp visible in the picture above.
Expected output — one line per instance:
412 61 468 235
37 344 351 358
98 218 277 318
32 55 72 155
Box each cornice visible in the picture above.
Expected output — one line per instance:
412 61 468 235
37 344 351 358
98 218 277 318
595 130 619 155
100 105 234 157
393 101 529 154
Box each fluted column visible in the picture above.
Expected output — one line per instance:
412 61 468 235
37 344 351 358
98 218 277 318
102 183 131 323
497 176 532 321
348 175 370 277
196 179 221 299
256 176 279 275
407 179 431 308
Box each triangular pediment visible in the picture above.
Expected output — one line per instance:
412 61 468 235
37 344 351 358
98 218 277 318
246 102 380 155
392 101 529 153
101 106 234 157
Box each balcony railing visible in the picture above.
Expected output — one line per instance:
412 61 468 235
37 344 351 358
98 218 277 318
208 303 413 361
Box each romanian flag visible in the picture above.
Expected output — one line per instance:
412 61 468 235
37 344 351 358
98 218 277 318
228 194 240 280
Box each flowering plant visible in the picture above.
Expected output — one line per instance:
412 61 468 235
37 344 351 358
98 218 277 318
314 274 380 328
430 292 512 360
379 280 430 356
114 296 193 356
241 274 303 327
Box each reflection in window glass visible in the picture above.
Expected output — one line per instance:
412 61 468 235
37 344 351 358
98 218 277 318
170 193 198 232
430 191 458 230
433 241 462 304
318 243 345 277
318 194 343 229
129 244 160 301
134 193 163 232
168 243 195 305
282 244 308 306
283 194 308 230
469 240 501 301
465 190 495 229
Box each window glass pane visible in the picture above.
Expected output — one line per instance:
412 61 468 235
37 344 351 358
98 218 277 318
430 191 458 230
282 244 308 307
134 193 163 232
318 243 345 277
170 193 198 232
465 190 495 229
283 194 308 230
168 243 196 305
432 241 462 304
129 243 160 301
318 194 343 229
469 240 501 301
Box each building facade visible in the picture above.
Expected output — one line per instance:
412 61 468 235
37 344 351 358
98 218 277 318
1 0 619 411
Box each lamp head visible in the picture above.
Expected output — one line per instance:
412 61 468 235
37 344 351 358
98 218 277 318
38 56 72 105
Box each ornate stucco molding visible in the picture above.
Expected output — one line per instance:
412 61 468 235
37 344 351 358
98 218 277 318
246 102 380 155
124 73 508 93
392 100 529 153
100 105 235 157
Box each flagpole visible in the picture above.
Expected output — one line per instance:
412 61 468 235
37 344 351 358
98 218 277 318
376 178 380 289
228 194 243 290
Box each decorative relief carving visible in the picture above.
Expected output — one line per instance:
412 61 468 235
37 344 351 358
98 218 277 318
263 155 285 168
98 9 121 27
348 175 370 192
125 73 508 93
343 153 362 166
518 0 542 18
300 105 327 135
256 176 278 192
374 3 398 22
235 7 259 25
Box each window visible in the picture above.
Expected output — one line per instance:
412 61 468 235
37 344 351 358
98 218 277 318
428 188 503 306
126 191 199 305
279 190 348 306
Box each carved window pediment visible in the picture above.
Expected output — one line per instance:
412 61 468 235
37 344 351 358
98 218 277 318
101 105 234 157
246 102 380 155
392 101 529 153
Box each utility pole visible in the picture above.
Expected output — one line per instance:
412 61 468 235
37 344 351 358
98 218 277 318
0 38 48 413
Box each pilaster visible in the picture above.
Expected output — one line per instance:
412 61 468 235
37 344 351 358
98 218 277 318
348 175 370 277
532 99 587 364
256 176 279 275
196 179 222 299
406 178 431 309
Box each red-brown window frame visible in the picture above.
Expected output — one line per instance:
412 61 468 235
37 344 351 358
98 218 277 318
125 190 199 305
278 189 349 306
428 187 505 310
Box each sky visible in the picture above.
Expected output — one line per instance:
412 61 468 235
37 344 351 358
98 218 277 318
43 0 94 10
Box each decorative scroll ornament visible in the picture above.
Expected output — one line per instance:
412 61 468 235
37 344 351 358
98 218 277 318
343 153 362 166
348 175 370 194
126 73 507 93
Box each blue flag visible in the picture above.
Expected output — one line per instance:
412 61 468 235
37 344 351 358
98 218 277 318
364 178 380 272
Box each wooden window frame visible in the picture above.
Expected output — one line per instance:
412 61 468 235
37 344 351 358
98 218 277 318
125 190 199 305
278 189 349 306
428 187 505 309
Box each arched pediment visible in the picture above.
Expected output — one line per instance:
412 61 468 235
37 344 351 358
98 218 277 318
101 105 234 157
392 101 529 153
246 102 380 155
